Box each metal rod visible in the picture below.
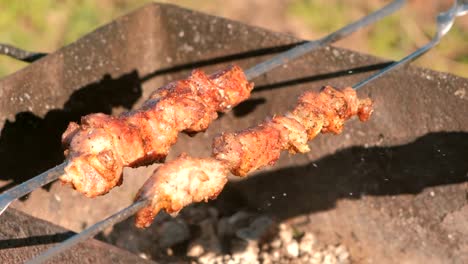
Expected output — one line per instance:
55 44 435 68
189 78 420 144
0 0 405 218
25 3 409 262
353 38 437 90
244 0 406 80
0 162 67 215
353 0 467 90
0 43 47 63
26 1 468 263
26 199 150 264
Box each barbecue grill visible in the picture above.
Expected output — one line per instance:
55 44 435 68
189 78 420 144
0 3 467 263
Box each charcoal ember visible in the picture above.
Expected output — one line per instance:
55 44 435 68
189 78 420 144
299 232 318 255
285 240 300 258
303 244 350 264
100 212 173 257
334 245 350 263
157 219 190 248
197 252 218 264
180 204 220 224
108 205 353 263
179 204 213 224
299 254 311 263
187 243 204 258
235 215 276 243
278 223 295 244
106 225 159 257
269 238 282 249
197 252 219 264
310 251 324 264
218 211 253 239
323 253 337 264
271 248 282 262
260 251 273 264
230 239 260 264
188 218 222 257
322 244 350 264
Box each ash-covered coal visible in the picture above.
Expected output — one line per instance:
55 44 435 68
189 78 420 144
102 203 350 264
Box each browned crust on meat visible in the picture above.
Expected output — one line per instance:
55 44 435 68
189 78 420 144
61 65 252 197
213 86 373 176
135 86 373 228
134 154 228 228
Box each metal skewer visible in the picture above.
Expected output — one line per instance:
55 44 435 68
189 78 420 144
354 0 468 90
0 0 405 217
0 163 67 215
244 0 405 80
0 43 47 62
28 1 468 263
26 199 149 264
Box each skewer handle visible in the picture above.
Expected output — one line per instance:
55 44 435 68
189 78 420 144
0 162 66 215
353 0 468 90
244 0 406 80
352 40 437 90
27 199 150 264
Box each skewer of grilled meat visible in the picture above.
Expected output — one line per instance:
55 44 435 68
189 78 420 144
134 86 373 228
0 1 404 220
60 65 253 197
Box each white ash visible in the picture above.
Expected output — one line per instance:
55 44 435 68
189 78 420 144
286 240 299 258
103 203 351 263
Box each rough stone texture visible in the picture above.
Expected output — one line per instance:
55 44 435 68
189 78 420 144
0 3 466 263
0 208 155 264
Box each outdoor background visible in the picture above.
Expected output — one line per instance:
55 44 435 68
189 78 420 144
0 0 466 78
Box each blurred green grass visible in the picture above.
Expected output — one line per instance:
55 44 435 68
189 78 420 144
0 0 151 76
0 0 467 78
287 0 468 77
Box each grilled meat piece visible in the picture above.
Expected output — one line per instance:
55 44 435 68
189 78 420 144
135 86 373 227
135 154 228 228
61 65 253 197
214 86 373 176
